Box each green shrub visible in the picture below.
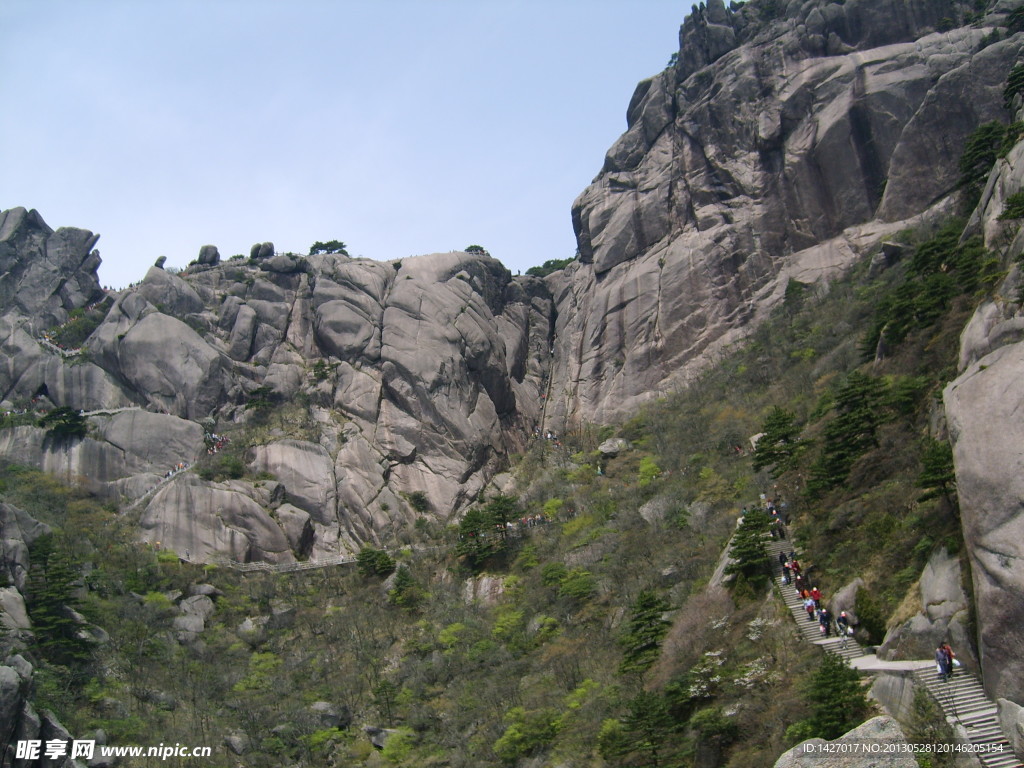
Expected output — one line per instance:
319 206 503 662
541 562 568 587
493 707 559 761
406 491 430 513
356 546 396 578
38 407 88 440
854 588 886 643
999 190 1024 220
525 257 573 277
557 568 596 600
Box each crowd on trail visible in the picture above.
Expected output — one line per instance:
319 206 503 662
163 461 190 479
204 432 230 454
38 331 83 354
533 427 564 448
508 514 547 530
2 396 52 421
779 549 856 641
759 494 961 679
741 495 789 539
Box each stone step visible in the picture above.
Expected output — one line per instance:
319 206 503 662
980 752 1022 768
765 538 1016 761
956 708 1000 721
967 731 1007 742
955 699 999 710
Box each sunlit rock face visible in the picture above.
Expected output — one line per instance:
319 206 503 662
0 208 553 562
2 1 1022 568
944 130 1024 705
551 0 1023 424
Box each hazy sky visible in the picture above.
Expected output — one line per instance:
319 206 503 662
1 1 684 288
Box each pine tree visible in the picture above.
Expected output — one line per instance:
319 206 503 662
387 565 423 608
917 438 957 504
752 407 802 477
808 371 885 496
356 546 395 578
26 535 92 669
619 591 671 675
456 507 504 566
725 508 772 586
807 653 869 739
620 691 677 767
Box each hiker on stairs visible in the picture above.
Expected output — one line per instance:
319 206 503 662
935 644 953 682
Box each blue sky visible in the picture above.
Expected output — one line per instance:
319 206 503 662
1 1 684 288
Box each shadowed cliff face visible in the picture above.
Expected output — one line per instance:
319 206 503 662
551 0 1023 425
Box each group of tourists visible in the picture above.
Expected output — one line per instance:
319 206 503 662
204 432 230 454
776 520 964 685
935 642 959 681
163 461 190 479
506 514 548 530
778 549 855 641
38 331 82 355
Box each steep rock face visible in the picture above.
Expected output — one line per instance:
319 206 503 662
0 210 553 562
552 0 1023 423
0 207 103 330
878 548 974 667
944 127 1024 704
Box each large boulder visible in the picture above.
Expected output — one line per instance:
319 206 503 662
943 129 1024 704
774 716 917 768
945 344 1024 703
0 207 103 328
998 698 1024 760
138 476 297 564
0 502 51 591
196 244 220 266
878 548 974 667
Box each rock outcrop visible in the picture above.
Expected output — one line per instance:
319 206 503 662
944 107 1024 705
774 716 917 768
879 548 974 667
1 3 1022 591
0 211 553 563
550 0 1023 423
0 207 103 330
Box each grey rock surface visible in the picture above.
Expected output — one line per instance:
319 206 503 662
774 716 917 768
944 129 1024 704
196 244 220 266
998 698 1024 759
0 586 31 630
139 476 296 564
556 8 1023 423
879 548 973 667
0 207 103 329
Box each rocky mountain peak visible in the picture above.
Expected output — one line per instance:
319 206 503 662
0 206 103 329
560 0 1023 424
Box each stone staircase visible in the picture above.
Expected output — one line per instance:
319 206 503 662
763 535 1021 767
911 667 1021 768
765 537 866 662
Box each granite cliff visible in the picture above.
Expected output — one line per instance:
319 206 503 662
1 210 553 561
550 0 1024 424
2 5 1024 706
